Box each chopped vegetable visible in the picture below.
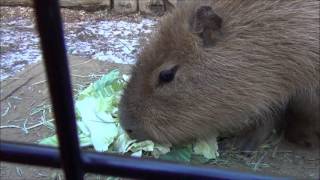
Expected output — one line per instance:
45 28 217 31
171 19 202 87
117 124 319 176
159 145 193 163
39 69 219 162
193 135 219 159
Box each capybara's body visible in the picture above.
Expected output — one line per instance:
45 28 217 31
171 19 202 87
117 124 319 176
119 0 320 150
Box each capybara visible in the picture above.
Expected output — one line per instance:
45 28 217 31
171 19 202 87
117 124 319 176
119 0 320 151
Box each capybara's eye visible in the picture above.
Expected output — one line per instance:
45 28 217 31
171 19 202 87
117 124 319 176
158 65 179 85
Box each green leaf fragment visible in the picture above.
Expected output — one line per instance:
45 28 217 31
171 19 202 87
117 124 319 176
106 177 120 180
76 97 118 152
191 154 211 164
39 135 59 146
193 135 219 160
122 74 130 82
151 144 171 158
131 150 143 157
77 120 90 135
112 133 136 153
39 133 92 148
78 133 93 147
160 145 193 163
127 140 154 152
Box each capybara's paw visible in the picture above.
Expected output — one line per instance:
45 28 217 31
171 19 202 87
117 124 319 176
284 118 319 149
220 127 274 156
285 130 315 148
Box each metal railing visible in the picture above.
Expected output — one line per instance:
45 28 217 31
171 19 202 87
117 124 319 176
0 0 289 179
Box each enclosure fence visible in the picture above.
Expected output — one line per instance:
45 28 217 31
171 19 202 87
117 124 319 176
0 0 290 179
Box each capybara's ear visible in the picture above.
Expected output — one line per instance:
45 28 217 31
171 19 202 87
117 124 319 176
163 0 175 13
189 6 223 47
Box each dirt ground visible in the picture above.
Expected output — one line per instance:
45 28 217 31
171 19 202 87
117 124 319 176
0 56 131 179
0 55 319 180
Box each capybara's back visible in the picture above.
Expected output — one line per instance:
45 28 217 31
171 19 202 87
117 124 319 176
119 0 320 150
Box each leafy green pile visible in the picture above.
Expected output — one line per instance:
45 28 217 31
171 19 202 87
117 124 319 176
39 69 219 163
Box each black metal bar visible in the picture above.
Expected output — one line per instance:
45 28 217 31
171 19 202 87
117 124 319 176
0 142 291 180
0 142 60 168
32 0 83 179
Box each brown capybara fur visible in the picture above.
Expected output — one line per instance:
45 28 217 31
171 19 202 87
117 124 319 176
119 0 320 150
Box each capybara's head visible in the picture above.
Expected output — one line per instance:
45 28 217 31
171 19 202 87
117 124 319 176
119 1 319 145
119 4 229 145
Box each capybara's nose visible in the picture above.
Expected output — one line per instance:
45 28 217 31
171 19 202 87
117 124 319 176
125 127 147 141
119 108 150 141
125 129 133 134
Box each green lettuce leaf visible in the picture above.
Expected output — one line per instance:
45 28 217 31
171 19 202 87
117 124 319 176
76 97 118 152
193 135 219 159
39 135 59 146
39 133 92 147
160 145 193 163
